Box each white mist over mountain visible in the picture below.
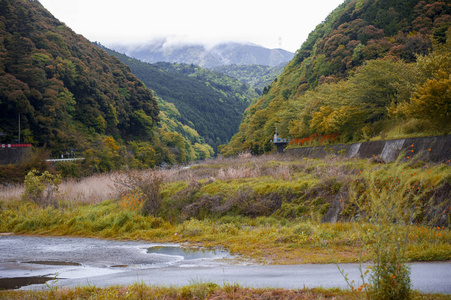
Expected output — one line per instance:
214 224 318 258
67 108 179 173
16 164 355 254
38 0 345 52
105 40 295 68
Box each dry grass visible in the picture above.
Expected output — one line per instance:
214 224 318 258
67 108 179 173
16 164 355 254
216 165 261 180
0 282 448 299
58 174 118 204
0 283 360 300
0 154 300 203
169 153 305 181
0 153 446 223
0 184 22 201
0 173 118 204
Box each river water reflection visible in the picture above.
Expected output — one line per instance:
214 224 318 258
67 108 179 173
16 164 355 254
1 235 450 294
147 246 228 260
0 235 232 290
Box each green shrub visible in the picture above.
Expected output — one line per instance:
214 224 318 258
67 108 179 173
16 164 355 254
55 161 81 178
348 161 436 299
22 169 61 207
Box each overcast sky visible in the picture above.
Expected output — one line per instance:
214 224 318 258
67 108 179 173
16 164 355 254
38 0 345 52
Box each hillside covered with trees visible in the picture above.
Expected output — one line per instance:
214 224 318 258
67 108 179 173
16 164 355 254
0 0 207 174
99 46 259 151
221 0 451 156
211 64 287 95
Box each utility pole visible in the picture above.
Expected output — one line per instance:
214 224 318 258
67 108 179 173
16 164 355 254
18 114 20 144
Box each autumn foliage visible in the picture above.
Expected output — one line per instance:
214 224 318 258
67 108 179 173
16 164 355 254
0 0 196 167
222 0 451 156
289 133 340 147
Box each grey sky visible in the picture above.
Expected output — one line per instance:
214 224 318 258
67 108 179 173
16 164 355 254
38 0 345 52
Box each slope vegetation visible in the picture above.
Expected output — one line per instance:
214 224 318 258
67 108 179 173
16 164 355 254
100 46 258 150
222 0 451 155
0 0 203 173
0 0 158 149
211 64 287 95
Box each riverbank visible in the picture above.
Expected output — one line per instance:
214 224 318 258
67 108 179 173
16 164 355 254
1 155 450 264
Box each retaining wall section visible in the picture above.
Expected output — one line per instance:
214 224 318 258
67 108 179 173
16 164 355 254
0 144 32 165
285 135 451 163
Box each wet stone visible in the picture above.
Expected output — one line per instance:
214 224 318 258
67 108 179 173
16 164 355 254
24 261 81 266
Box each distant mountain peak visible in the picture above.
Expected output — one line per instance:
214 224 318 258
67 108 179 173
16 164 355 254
107 39 294 68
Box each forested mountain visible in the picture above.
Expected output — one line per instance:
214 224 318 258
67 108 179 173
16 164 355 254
211 64 287 95
108 40 294 68
98 45 259 151
222 0 451 156
0 0 204 170
153 61 258 109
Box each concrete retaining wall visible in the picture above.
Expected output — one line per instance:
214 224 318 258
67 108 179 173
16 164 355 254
0 147 32 165
285 135 451 163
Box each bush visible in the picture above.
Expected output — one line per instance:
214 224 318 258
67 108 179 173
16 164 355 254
22 169 61 206
55 161 82 178
347 161 433 299
113 170 164 216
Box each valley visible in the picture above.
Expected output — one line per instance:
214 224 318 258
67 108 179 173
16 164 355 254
0 0 450 298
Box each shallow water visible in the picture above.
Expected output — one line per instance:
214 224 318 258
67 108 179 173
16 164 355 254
0 236 232 290
1 236 450 294
147 246 228 260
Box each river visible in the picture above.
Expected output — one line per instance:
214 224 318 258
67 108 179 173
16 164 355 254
1 235 450 293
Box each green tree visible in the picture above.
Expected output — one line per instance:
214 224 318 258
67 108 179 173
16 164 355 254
347 59 414 124
390 29 451 133
193 143 212 160
401 73 451 133
128 141 156 169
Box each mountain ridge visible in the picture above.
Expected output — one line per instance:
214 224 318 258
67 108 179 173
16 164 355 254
107 40 294 68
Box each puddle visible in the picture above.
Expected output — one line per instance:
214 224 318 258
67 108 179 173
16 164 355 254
24 261 81 266
147 246 227 260
0 276 54 290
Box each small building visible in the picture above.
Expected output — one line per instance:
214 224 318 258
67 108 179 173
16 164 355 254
270 133 289 153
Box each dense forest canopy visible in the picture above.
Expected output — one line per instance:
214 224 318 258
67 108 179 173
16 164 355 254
221 0 451 156
211 64 287 95
0 0 157 149
0 0 208 173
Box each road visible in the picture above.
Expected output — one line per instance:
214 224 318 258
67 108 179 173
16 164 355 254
1 235 450 293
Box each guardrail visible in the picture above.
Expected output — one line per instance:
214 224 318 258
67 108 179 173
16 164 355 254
45 158 85 162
